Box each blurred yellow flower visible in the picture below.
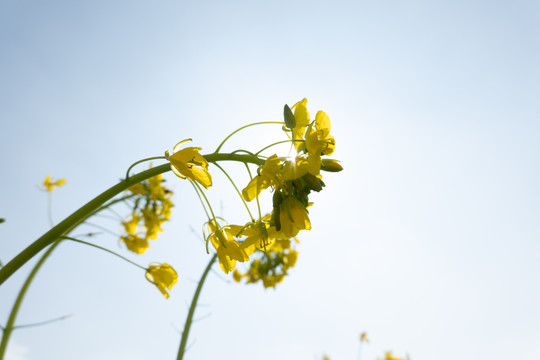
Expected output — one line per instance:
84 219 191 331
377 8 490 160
168 139 212 189
360 332 369 343
120 234 149 254
43 175 66 192
145 262 178 299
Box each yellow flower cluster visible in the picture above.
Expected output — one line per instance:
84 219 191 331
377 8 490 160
167 99 341 282
120 174 173 254
232 238 298 288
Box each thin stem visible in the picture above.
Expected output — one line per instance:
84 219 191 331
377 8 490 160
192 182 218 224
125 156 167 180
63 237 146 270
214 122 283 153
47 192 54 227
188 181 211 221
0 152 263 286
212 162 254 222
14 314 72 330
0 239 62 360
255 139 302 156
176 254 217 360
82 222 120 237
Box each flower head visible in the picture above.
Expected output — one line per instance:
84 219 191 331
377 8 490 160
42 175 66 192
167 139 212 189
145 262 178 299
305 111 336 175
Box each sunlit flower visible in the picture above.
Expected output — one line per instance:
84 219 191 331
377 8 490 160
305 111 336 175
168 139 212 189
291 98 310 152
42 175 66 192
145 262 178 299
242 154 282 201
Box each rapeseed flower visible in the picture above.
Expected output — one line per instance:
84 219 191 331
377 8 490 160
42 175 66 192
145 262 178 299
205 220 249 274
168 139 212 189
242 154 282 201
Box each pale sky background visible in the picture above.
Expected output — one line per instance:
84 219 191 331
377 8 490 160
1 1 539 359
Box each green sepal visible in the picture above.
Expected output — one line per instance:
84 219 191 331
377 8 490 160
302 173 325 192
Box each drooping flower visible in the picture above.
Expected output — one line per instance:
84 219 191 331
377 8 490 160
145 262 178 299
167 139 212 189
242 154 282 201
206 220 249 274
279 196 311 237
42 175 66 192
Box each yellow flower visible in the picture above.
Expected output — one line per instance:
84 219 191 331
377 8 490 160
305 111 336 175
281 156 309 180
121 234 150 254
142 209 163 240
43 175 66 192
279 196 311 237
291 98 310 152
242 154 282 201
206 220 249 274
360 332 369 343
379 352 408 360
145 262 178 299
168 139 212 189
122 215 140 236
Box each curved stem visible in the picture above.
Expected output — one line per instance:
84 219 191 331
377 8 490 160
255 139 302 156
0 153 264 286
177 254 217 360
214 122 283 153
212 162 255 222
125 156 167 180
63 237 146 270
0 239 62 360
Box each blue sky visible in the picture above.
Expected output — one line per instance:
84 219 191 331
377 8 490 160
1 0 539 359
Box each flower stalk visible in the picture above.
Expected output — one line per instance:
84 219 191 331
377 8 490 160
0 153 264 286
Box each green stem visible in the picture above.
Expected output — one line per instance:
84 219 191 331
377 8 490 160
0 239 62 360
0 153 264 286
176 254 217 360
63 237 146 270
255 139 302 156
214 122 283 153
212 162 255 222
125 156 167 180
